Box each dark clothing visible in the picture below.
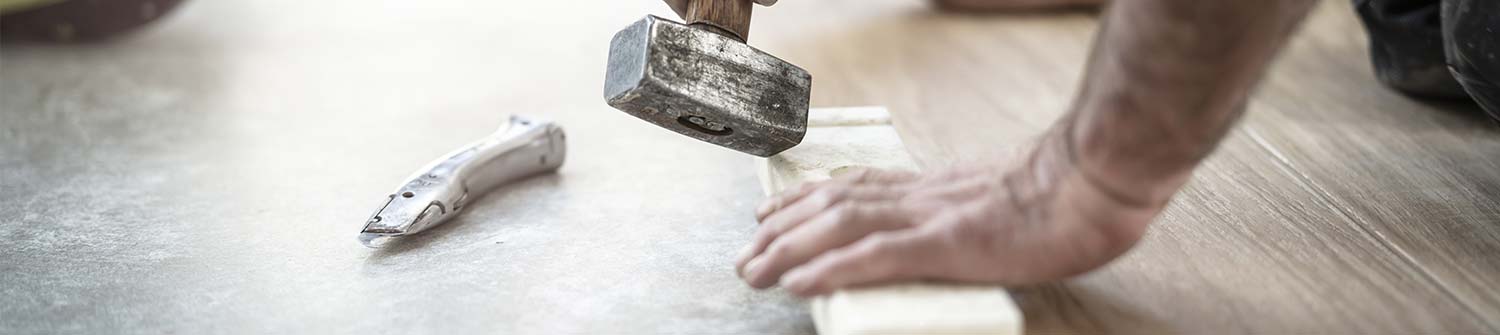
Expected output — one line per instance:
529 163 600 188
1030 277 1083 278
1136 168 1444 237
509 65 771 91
1354 0 1500 122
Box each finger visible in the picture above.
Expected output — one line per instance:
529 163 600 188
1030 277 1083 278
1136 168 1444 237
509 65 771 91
834 167 920 184
756 168 918 221
742 184 911 267
756 182 816 221
740 202 913 288
762 184 906 233
779 228 944 297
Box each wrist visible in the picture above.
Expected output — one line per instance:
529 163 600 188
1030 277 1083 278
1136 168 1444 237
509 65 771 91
1011 126 1158 273
1055 100 1208 210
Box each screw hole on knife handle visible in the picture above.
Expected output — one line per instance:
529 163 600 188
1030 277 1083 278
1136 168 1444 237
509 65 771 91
676 115 733 136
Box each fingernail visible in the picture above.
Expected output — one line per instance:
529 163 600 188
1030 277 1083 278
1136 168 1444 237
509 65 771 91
734 245 754 264
743 257 764 279
756 201 775 218
781 268 810 292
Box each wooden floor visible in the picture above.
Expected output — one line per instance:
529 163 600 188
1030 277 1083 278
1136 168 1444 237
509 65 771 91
752 0 1500 333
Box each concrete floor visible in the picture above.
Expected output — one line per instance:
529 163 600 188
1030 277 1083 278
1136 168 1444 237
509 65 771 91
3 0 1498 334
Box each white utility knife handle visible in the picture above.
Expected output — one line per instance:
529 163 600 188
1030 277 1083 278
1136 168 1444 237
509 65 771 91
359 115 566 247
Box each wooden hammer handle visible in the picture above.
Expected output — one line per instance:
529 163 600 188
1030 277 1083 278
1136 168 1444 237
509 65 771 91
685 0 752 42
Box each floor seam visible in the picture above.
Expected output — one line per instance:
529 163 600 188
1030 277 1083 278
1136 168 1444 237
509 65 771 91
1242 126 1497 332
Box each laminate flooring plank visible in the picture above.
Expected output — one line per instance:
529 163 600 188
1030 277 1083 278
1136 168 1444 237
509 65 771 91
1044 134 1482 334
1240 0 1500 327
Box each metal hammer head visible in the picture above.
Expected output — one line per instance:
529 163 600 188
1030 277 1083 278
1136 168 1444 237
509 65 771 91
604 15 812 157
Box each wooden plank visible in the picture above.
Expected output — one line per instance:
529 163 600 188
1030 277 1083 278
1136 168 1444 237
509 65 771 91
813 284 1021 335
758 107 1022 335
752 0 1493 333
1054 133 1485 333
760 106 920 195
1241 0 1500 328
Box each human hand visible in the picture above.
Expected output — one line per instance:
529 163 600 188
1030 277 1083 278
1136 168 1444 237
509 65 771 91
736 130 1165 297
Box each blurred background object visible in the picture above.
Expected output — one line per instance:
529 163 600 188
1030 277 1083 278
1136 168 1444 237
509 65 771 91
0 0 184 42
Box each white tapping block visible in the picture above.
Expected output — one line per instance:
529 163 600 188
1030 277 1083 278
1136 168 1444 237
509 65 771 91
812 284 1023 335
759 106 920 195
757 107 1023 335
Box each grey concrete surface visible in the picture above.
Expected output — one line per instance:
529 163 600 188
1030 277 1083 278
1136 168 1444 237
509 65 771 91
0 0 810 333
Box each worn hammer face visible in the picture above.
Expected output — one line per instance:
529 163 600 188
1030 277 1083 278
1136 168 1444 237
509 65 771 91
604 15 811 157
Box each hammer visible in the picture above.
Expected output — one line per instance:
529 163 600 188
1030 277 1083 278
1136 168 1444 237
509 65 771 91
604 0 812 157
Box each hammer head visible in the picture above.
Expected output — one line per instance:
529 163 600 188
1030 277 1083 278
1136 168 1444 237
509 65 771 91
604 15 811 157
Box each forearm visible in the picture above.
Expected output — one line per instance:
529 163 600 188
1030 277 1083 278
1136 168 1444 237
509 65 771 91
1063 0 1318 208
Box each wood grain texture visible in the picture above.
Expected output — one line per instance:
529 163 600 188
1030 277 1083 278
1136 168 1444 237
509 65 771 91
687 0 754 41
1244 0 1500 327
750 0 1499 333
